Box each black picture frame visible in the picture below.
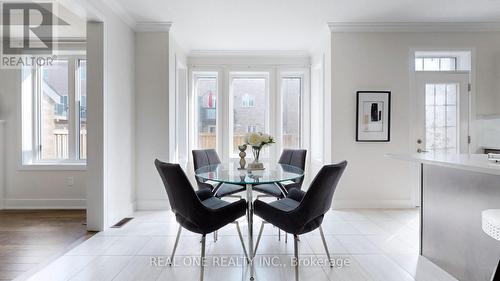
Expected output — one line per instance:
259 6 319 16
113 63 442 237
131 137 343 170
356 91 391 142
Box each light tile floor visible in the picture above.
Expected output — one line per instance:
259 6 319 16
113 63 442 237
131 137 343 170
19 209 458 281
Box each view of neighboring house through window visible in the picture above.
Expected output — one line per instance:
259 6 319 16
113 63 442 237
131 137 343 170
281 76 302 148
22 56 87 164
247 125 258 133
231 75 268 156
189 68 305 161
194 74 218 149
415 57 457 71
39 60 70 160
241 94 255 108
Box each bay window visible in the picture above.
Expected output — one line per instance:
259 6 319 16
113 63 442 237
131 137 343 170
189 66 308 162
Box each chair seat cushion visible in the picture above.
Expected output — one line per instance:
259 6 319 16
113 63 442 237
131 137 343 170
254 198 324 235
214 183 246 198
201 197 231 209
253 183 284 198
267 198 300 212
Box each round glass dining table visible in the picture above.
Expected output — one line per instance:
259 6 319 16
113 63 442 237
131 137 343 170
195 162 304 280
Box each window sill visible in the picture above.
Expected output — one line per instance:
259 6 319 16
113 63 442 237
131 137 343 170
19 163 87 171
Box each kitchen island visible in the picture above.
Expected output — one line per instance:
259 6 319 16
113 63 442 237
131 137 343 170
388 153 500 281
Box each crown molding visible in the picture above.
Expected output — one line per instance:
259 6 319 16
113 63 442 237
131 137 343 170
189 50 309 58
134 22 172 32
328 22 500 32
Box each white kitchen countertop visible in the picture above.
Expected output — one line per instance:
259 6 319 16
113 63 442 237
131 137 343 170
386 153 500 176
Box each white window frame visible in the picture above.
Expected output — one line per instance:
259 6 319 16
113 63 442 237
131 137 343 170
21 55 86 168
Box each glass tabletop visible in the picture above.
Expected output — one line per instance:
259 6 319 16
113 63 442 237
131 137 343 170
195 162 304 185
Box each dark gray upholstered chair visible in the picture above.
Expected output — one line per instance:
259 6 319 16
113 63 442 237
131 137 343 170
253 149 307 198
192 149 246 198
253 149 307 242
253 161 348 280
155 159 248 281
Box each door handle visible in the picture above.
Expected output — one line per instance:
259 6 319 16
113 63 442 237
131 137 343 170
417 148 429 153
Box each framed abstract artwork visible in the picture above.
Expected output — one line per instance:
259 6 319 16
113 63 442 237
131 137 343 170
356 91 391 142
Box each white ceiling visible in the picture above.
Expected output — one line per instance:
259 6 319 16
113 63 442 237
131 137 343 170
112 0 500 52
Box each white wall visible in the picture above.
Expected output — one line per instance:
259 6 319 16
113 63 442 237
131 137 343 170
87 22 105 229
0 120 5 209
101 11 136 228
83 0 137 229
477 116 500 150
330 31 500 208
0 69 86 209
134 31 171 210
309 28 332 184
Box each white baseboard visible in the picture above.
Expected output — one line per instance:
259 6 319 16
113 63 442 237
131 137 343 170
332 199 415 209
2 199 86 209
135 199 170 210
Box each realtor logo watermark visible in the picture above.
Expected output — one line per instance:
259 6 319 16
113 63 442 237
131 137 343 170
1 1 56 68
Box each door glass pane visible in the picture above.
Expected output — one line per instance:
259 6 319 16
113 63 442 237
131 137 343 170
446 84 457 105
195 75 217 149
282 77 301 148
435 84 446 105
78 60 87 160
435 106 446 127
231 77 267 156
425 85 434 105
425 83 459 153
446 106 457 127
40 60 69 160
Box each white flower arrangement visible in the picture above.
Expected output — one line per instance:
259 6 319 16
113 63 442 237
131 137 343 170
244 132 275 149
244 132 275 165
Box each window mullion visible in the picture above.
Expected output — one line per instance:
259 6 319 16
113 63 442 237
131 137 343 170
68 58 77 161
34 67 41 161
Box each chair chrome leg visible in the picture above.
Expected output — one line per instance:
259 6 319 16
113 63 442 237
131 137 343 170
278 228 281 241
319 226 333 267
200 235 206 281
234 221 249 262
169 225 182 266
294 235 299 281
254 221 265 256
285 233 287 244
213 231 217 243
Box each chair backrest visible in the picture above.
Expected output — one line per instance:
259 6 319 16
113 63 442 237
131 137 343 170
278 149 307 188
192 149 222 170
155 159 204 222
298 161 347 221
192 149 222 190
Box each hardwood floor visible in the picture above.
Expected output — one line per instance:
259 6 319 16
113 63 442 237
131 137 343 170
0 210 94 281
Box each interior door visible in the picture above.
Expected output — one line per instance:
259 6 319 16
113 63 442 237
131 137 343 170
415 71 470 155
